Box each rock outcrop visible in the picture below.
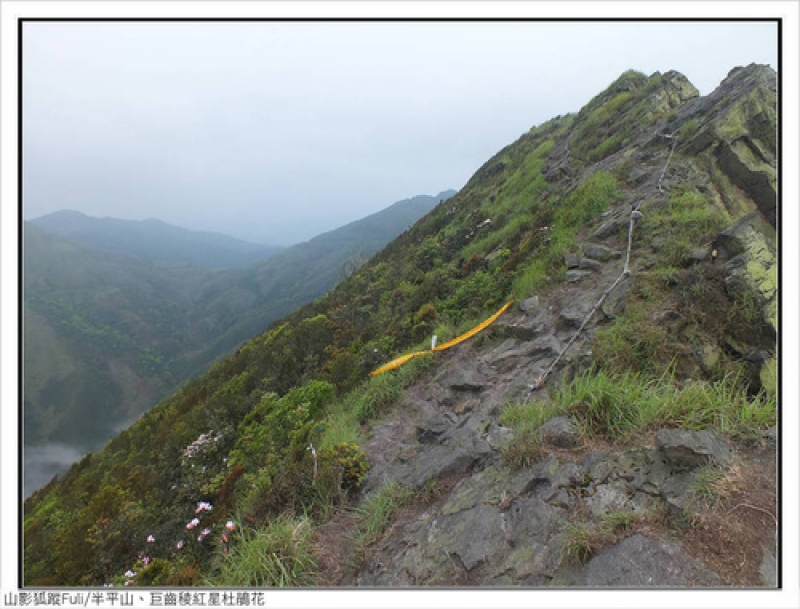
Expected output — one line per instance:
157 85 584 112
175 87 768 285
352 65 777 589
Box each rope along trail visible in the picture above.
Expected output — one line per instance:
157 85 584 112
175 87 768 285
369 300 515 377
523 131 678 402
369 131 678 384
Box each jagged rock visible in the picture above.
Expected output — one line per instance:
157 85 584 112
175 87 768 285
358 464 563 585
656 428 733 468
601 275 634 318
582 450 671 516
539 416 580 449
678 65 776 224
592 215 628 239
559 301 591 328
582 243 618 261
564 253 581 268
694 343 721 375
565 534 726 586
658 471 696 517
483 334 561 369
495 306 549 341
716 211 777 330
417 412 452 443
519 295 540 312
437 367 490 392
565 270 592 283
396 436 492 491
484 423 515 452
578 258 602 271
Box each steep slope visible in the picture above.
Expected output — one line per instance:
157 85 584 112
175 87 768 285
181 191 455 370
23 223 211 446
23 65 777 588
30 211 285 269
23 192 449 495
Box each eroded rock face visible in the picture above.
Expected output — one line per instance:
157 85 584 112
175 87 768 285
679 64 777 225
353 64 776 589
716 211 777 331
358 399 747 586
555 534 726 587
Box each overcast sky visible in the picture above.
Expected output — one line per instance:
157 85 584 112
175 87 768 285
22 20 778 246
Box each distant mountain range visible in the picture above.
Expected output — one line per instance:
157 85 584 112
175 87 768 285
23 190 455 493
29 210 286 269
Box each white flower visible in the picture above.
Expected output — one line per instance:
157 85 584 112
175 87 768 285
225 520 235 531
146 535 155 543
176 540 184 550
124 570 136 578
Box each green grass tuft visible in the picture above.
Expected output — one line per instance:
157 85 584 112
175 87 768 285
207 515 317 587
552 369 776 443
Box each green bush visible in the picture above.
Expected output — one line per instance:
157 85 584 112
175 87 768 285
322 442 368 490
136 558 171 586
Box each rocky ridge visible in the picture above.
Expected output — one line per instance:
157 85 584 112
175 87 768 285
318 65 778 588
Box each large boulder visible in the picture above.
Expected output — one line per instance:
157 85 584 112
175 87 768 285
564 534 726 586
656 428 733 468
539 416 580 449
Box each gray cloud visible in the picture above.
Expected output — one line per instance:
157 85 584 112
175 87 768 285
22 21 778 245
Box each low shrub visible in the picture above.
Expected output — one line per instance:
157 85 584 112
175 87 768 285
322 442 369 490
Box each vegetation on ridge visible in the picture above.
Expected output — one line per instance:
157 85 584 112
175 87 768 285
23 66 777 587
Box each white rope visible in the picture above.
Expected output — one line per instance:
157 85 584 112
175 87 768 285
657 133 678 194
523 133 678 402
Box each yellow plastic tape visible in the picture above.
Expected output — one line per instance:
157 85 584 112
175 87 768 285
368 351 430 377
368 300 514 377
431 300 514 352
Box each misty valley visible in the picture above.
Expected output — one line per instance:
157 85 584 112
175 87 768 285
23 192 454 494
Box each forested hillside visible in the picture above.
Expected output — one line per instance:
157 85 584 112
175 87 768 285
23 65 777 588
29 211 285 270
23 192 449 494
